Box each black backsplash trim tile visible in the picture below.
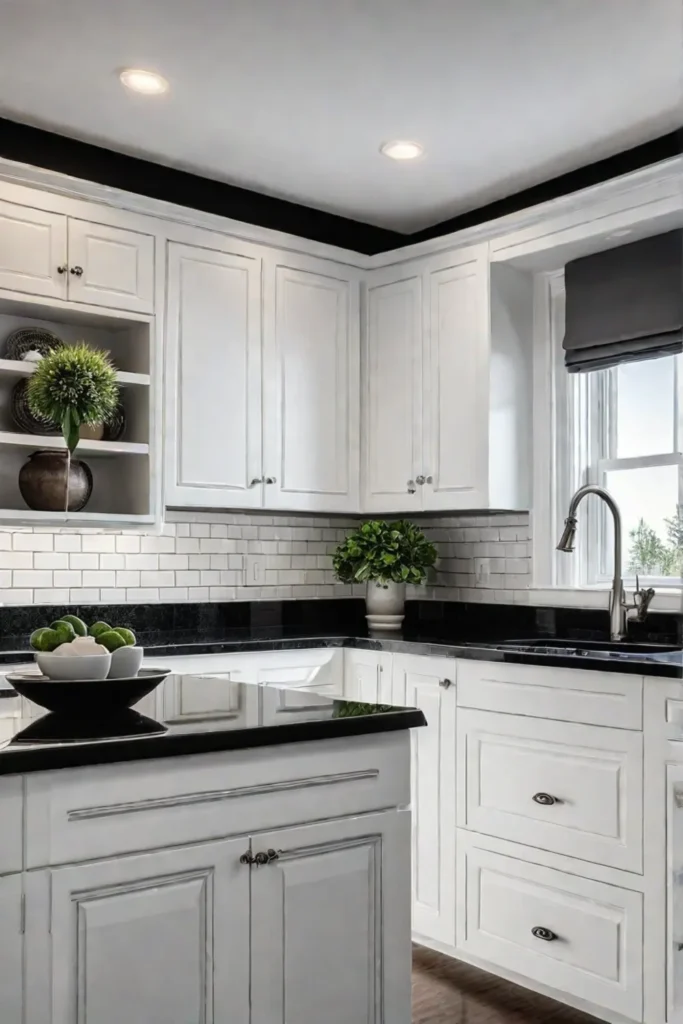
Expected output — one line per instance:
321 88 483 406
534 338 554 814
1 598 679 654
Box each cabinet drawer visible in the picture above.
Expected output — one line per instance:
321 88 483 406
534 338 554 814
0 775 23 873
457 836 643 1021
458 710 643 871
456 658 642 729
24 731 410 868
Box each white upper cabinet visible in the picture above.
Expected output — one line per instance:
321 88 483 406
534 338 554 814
0 199 67 300
363 269 422 513
0 200 155 314
67 219 155 313
425 259 489 509
263 255 360 511
363 247 530 512
165 242 263 509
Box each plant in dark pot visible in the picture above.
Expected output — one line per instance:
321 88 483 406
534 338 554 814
20 344 119 512
333 520 436 629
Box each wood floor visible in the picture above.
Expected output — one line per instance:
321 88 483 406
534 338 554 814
412 946 601 1024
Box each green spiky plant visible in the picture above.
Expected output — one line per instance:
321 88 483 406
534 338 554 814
333 520 437 587
27 344 119 454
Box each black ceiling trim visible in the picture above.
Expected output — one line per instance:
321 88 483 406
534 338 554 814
0 118 680 256
407 130 683 246
0 118 402 255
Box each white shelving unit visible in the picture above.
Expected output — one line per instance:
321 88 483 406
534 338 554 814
0 292 158 527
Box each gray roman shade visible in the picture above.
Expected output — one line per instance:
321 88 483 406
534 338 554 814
563 229 683 372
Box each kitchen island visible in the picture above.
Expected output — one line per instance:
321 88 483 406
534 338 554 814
0 674 424 1024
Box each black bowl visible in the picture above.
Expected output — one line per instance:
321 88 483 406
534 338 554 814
5 668 170 716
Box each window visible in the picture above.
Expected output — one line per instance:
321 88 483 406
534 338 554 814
538 272 683 590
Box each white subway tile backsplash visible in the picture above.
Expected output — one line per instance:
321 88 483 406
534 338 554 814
0 509 531 607
13 534 53 551
70 553 99 570
34 553 69 570
116 535 141 554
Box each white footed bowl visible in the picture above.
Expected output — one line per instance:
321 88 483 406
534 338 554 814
108 646 144 679
36 651 112 681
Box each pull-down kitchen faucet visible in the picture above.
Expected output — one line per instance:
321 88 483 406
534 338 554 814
557 484 656 641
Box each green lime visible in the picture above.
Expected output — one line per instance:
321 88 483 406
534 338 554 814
97 630 127 653
49 620 77 644
33 627 62 652
89 621 112 638
30 627 51 651
59 614 87 637
113 627 136 646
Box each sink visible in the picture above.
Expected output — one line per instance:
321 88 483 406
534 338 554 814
490 638 682 662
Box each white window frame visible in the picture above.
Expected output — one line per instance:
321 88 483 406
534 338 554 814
532 270 683 604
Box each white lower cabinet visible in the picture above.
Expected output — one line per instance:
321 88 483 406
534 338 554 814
0 873 23 1024
25 838 251 1024
456 835 643 1021
394 654 456 946
250 810 411 1024
667 764 683 1023
344 648 394 703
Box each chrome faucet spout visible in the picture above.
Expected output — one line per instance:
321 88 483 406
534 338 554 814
556 485 636 641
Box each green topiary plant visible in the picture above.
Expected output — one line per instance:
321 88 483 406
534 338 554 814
27 343 119 453
333 519 437 587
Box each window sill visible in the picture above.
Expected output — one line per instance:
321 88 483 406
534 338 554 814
528 586 681 614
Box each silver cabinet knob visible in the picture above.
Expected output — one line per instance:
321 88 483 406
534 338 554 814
531 926 558 942
425 475 433 484
57 264 68 274
416 475 426 485
265 476 277 485
70 265 84 277
533 792 558 806
439 678 452 689
249 477 263 487
407 480 416 494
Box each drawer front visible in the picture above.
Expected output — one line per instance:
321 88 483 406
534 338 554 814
456 658 642 729
457 836 643 1020
0 775 23 873
24 730 409 868
458 710 643 871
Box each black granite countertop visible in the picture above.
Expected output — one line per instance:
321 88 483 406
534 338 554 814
0 675 425 774
0 598 680 680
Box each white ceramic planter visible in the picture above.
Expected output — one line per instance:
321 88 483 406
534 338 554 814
365 581 406 631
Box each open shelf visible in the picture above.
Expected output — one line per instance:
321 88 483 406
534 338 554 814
0 296 157 525
0 432 149 456
0 359 150 388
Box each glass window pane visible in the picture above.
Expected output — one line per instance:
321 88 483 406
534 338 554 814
603 464 681 579
616 356 675 458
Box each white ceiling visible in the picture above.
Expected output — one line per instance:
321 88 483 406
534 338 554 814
0 0 681 233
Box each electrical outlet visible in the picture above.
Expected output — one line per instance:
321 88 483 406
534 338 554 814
475 558 491 585
245 554 266 586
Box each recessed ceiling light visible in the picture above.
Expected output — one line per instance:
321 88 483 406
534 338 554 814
119 68 169 95
380 140 424 160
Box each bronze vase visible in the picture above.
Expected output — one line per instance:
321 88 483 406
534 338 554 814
19 450 93 512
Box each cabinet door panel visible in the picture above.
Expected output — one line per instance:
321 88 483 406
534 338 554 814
424 258 489 509
67 220 154 312
0 874 22 1024
364 272 422 512
0 199 67 299
166 242 262 508
344 648 393 703
458 710 643 871
394 654 456 945
26 839 249 1024
251 810 411 1024
263 259 359 511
